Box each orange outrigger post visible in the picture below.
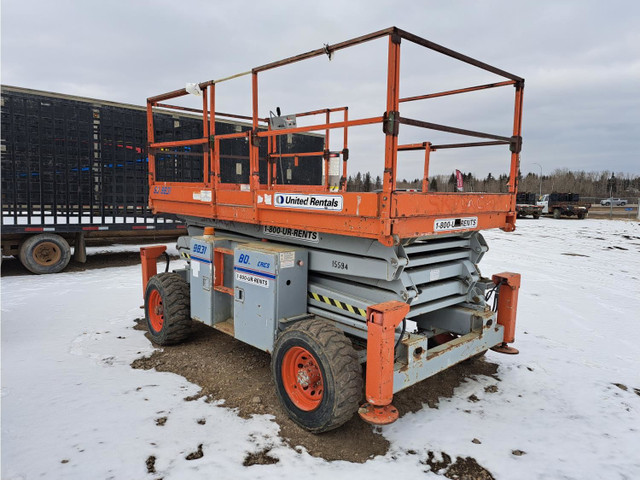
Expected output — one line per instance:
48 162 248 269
144 26 524 247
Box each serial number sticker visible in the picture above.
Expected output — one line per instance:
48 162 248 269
235 271 269 288
430 268 440 281
433 217 478 231
263 225 319 243
280 251 295 269
191 261 200 278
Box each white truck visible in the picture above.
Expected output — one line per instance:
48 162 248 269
537 193 590 219
600 198 627 206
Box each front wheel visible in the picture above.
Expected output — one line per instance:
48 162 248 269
144 273 192 345
272 318 362 433
553 208 562 219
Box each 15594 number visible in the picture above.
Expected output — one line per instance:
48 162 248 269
332 260 348 270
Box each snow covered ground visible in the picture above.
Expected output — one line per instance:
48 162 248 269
2 218 639 479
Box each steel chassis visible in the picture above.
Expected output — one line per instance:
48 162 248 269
141 27 523 428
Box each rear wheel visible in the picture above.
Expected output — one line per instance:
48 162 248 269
553 208 562 219
532 212 540 219
144 273 192 345
19 234 71 274
272 318 362 433
577 212 585 219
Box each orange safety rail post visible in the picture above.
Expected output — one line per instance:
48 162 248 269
359 300 410 425
422 143 431 192
140 245 167 297
325 109 330 190
209 84 217 216
342 107 348 191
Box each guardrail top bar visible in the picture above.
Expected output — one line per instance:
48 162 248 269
148 26 522 105
395 28 524 82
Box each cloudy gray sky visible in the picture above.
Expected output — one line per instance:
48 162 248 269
2 0 639 179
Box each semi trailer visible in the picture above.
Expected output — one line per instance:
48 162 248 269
140 27 524 432
0 86 323 273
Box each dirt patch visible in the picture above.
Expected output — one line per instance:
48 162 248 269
243 448 280 466
421 451 495 479
131 318 500 464
146 455 156 474
185 444 204 461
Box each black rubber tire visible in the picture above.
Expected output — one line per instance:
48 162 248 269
577 212 585 219
272 318 363 433
18 234 71 274
553 208 562 219
144 273 192 345
533 212 540 219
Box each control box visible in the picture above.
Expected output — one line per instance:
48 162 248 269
233 242 308 352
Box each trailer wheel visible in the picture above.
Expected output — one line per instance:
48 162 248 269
272 318 362 433
553 208 562 219
19 234 71 274
144 273 192 345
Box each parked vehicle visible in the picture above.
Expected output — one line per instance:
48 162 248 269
537 193 590 219
516 192 542 219
600 198 627 206
139 27 524 432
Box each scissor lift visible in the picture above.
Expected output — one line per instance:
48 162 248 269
141 27 523 432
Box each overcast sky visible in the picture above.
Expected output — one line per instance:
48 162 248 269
2 0 639 179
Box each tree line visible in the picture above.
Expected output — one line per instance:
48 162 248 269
346 169 640 198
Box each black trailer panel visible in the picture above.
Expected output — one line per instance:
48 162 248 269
1 86 324 234
0 85 325 273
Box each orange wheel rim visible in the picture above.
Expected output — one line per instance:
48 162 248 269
33 242 61 266
148 290 164 332
282 346 324 411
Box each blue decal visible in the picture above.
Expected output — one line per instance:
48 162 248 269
153 186 172 195
192 244 207 255
238 253 250 265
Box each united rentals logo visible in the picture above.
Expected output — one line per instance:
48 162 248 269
274 193 343 211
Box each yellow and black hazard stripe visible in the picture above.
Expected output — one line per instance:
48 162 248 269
308 292 367 318
181 251 191 260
